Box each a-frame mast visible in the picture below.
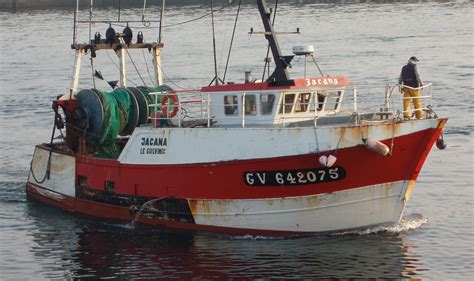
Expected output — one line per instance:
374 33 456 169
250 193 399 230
256 0 292 82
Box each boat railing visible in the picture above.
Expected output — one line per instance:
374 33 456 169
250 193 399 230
145 83 434 128
147 89 351 128
382 83 434 119
147 90 211 127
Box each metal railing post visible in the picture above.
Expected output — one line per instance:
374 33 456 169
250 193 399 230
177 93 182 128
207 93 211 128
353 87 357 113
242 92 246 128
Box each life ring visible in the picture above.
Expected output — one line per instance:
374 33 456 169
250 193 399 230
161 94 179 118
151 112 163 128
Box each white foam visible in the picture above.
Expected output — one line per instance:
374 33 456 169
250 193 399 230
230 234 290 240
332 213 427 236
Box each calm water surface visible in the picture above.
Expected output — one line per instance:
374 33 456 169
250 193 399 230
0 1 473 279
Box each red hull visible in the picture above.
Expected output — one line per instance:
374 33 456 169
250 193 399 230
75 127 441 200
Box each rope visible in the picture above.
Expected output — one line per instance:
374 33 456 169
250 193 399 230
90 57 96 88
334 114 357 156
313 122 321 156
29 115 57 184
389 121 396 155
312 114 354 157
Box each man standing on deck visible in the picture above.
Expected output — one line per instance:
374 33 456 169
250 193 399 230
399 56 424 119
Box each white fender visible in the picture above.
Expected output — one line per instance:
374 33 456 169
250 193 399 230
319 154 337 167
365 138 390 156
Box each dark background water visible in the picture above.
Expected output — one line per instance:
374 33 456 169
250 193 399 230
0 1 473 279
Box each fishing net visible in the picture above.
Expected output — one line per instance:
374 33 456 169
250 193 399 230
83 85 174 158
84 89 119 147
92 90 120 158
111 88 132 133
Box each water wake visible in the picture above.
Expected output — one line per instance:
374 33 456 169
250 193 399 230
230 213 427 240
332 213 427 236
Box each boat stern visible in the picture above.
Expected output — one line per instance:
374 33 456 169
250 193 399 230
26 145 76 208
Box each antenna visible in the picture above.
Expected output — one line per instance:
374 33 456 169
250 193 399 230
210 0 219 86
159 0 165 43
118 0 121 21
88 0 93 41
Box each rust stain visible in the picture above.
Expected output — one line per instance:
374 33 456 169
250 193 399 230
188 199 201 215
331 125 369 148
332 120 404 148
378 121 402 139
293 127 303 137
188 199 222 215
437 118 448 129
191 199 234 216
403 180 416 202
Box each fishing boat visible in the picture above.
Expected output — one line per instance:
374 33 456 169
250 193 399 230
26 0 447 236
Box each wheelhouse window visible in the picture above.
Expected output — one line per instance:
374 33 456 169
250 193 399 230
325 91 343 110
309 92 326 111
279 93 295 114
260 94 275 115
309 90 343 111
317 93 326 110
295 93 311 113
243 95 257 116
224 95 238 115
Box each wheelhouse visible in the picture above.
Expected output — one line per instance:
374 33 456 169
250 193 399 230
203 79 349 127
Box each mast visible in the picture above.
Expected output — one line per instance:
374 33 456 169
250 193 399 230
256 0 293 82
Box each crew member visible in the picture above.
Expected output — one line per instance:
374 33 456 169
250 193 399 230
398 56 424 119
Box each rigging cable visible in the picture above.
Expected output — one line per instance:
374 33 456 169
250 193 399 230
222 0 241 83
105 50 139 87
311 55 325 76
164 0 235 29
125 48 148 86
110 1 235 30
108 45 183 89
142 49 157 87
153 60 186 89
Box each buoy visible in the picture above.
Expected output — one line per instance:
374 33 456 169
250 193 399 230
365 138 390 156
161 94 179 118
436 134 447 150
319 154 337 167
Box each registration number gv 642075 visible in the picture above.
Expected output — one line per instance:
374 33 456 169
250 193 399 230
243 167 346 186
